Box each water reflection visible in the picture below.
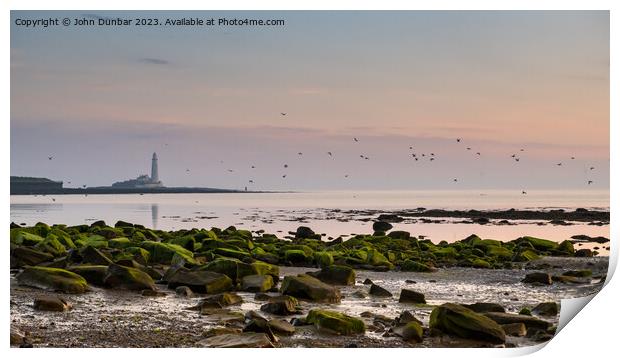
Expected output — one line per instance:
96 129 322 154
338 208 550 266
151 204 159 229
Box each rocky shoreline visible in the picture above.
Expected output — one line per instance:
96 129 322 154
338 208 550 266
10 220 609 348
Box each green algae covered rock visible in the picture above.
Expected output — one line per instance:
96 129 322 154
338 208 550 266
314 251 334 268
557 240 575 255
16 266 90 293
516 236 558 252
103 264 156 291
284 249 313 265
108 237 133 249
306 309 365 335
140 241 195 265
11 230 45 246
11 246 54 268
400 260 433 272
68 265 108 286
308 265 356 286
513 249 540 262
281 274 341 303
430 303 506 344
471 258 492 269
167 267 233 294
241 274 274 292
392 321 424 342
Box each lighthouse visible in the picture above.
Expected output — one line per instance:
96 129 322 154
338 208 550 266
151 152 159 183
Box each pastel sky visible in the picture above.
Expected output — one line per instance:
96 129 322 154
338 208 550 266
11 11 609 190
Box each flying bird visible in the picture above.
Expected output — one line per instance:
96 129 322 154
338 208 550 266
409 146 413 150
249 180 254 183
282 174 287 178
556 163 562 166
251 165 256 169
515 158 520 162
590 167 595 170
327 152 332 156
283 164 288 168
280 113 287 116
453 178 458 182
344 174 349 178
430 157 435 161
588 180 593 185
466 147 471 150
298 152 303 156
227 169 234 173
571 157 575 160
48 156 53 160
511 154 516 158
522 191 527 195
354 138 359 142
456 138 461 142
476 152 481 156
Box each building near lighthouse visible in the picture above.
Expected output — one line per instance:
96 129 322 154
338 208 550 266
111 152 164 188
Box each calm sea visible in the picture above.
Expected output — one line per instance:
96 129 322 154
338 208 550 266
10 190 610 252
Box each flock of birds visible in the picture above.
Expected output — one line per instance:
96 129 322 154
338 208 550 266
45 114 599 196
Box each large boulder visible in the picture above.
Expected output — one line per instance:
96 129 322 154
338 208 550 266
241 275 274 292
67 265 108 286
429 303 506 344
79 246 113 265
522 272 553 285
260 295 300 315
307 265 356 286
483 312 552 330
140 241 195 265
33 295 72 311
306 309 366 335
400 260 434 272
196 293 243 310
16 266 90 294
167 267 233 294
197 333 274 348
11 246 54 268
392 321 424 343
462 302 506 313
399 289 426 304
103 264 156 291
373 221 393 232
369 283 392 297
280 274 341 303
532 302 559 316
295 226 316 239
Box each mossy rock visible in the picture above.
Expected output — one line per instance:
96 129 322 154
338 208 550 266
429 303 505 344
557 240 575 255
280 274 341 303
68 265 108 286
124 246 150 265
393 321 423 342
485 246 513 260
167 268 233 294
471 258 492 269
74 234 108 249
48 229 76 249
108 237 133 249
92 226 124 239
306 309 365 335
314 251 334 268
10 246 54 268
433 247 458 259
307 265 356 286
16 266 90 293
11 230 45 246
515 236 558 252
167 236 196 251
241 274 274 292
32 235 67 257
400 260 433 272
103 264 156 291
284 249 313 265
202 258 240 282
79 246 113 265
513 249 540 262
140 241 195 265
213 248 251 260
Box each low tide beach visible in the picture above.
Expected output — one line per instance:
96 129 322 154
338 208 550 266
9 191 610 348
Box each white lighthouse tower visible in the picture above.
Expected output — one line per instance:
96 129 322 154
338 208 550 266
151 152 159 183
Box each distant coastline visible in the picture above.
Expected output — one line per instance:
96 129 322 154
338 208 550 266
10 176 271 195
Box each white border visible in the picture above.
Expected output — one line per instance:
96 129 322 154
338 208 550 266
3 1 617 358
